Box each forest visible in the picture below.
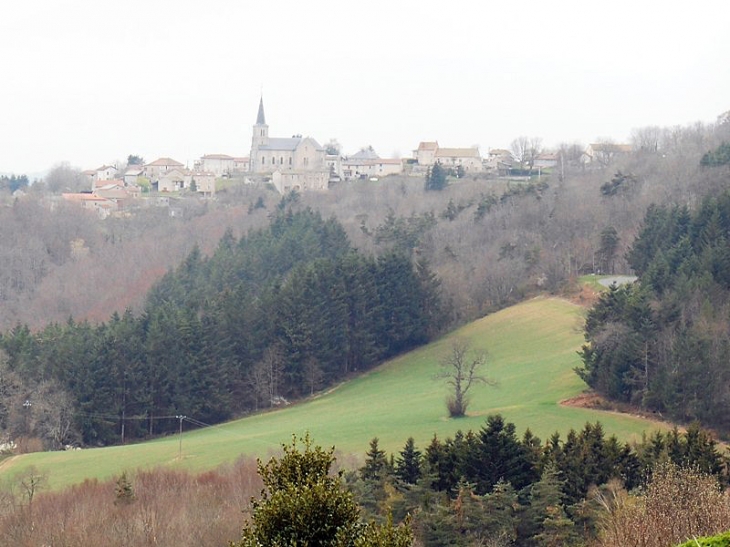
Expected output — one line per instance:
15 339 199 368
578 187 730 433
0 207 441 446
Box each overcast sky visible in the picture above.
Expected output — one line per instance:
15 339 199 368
1 0 728 175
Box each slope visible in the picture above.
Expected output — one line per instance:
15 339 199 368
0 297 666 491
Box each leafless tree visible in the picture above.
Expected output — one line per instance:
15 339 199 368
435 339 496 417
44 162 89 193
510 136 542 172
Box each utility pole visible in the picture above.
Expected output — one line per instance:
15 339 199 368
176 415 186 460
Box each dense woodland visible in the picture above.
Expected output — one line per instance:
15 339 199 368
578 186 730 433
0 208 441 446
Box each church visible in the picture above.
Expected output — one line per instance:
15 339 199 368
249 97 329 193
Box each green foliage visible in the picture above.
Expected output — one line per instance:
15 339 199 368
395 437 422 485
675 531 730 547
114 471 135 505
0 208 441 444
580 190 730 432
473 192 498 221
373 210 437 254
600 171 637 196
232 434 413 547
0 174 29 193
700 142 730 167
424 163 448 191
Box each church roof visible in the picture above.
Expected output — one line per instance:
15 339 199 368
259 137 302 151
256 96 266 125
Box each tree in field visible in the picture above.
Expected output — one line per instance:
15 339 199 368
424 163 447 191
232 434 413 546
435 339 496 418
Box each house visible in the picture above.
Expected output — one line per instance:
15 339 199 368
144 157 185 181
124 168 144 186
157 168 189 192
483 149 513 176
414 142 483 172
582 143 632 167
414 142 439 166
157 168 216 195
61 193 115 219
435 147 483 172
341 147 403 180
249 96 329 192
92 178 124 191
95 165 118 181
82 164 118 185
534 152 558 169
233 157 249 172
190 171 216 196
93 183 140 210
198 154 235 176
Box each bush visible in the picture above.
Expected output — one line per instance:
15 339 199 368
675 531 730 547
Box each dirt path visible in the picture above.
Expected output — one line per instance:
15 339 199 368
598 275 637 287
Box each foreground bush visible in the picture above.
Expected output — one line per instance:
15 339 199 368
676 531 730 547
593 463 730 547
233 434 413 546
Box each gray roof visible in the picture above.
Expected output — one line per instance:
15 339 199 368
350 147 379 160
256 96 266 125
259 137 301 151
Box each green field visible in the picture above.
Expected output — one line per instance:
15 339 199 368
0 297 666 491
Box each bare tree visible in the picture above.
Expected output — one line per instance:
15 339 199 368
510 136 542 172
435 339 496 417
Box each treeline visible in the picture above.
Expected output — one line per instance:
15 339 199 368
578 186 730 433
349 415 728 546
2 417 727 546
0 208 441 446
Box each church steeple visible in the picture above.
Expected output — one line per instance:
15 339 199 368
256 96 266 125
251 95 269 172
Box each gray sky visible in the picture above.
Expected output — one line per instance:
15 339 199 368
1 0 728 175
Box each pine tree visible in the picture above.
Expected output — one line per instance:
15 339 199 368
395 437 422 485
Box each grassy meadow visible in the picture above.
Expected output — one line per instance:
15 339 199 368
0 296 667 491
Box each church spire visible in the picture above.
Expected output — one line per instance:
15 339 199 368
256 96 266 125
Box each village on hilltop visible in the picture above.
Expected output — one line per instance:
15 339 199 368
61 97 631 218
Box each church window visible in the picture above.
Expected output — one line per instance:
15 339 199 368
262 157 266 164
280 157 284 164
289 157 292 165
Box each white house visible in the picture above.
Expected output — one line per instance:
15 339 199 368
414 142 483 172
341 147 403 180
198 154 236 176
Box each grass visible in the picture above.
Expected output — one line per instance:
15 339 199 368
0 296 667 491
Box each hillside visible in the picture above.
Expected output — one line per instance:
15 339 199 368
0 296 666 491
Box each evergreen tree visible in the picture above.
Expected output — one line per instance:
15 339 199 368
361 437 389 483
424 163 448 191
395 437 423 485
